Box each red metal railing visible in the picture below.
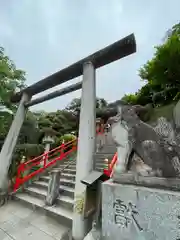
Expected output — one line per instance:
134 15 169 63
96 126 104 135
103 152 118 177
13 127 116 192
96 124 117 177
13 139 77 192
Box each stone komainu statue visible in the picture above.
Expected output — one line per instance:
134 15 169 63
110 100 180 179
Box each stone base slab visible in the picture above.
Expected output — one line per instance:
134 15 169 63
102 179 180 240
113 173 180 191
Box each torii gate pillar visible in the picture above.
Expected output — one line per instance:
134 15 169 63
72 62 96 240
0 93 30 196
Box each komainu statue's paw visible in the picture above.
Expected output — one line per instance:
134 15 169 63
130 156 162 177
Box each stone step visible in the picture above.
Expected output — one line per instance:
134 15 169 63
95 163 108 168
40 176 75 188
60 185 75 198
95 153 115 158
95 166 108 172
11 143 118 232
61 173 76 181
97 150 116 155
60 178 75 188
98 146 116 153
32 181 75 198
95 166 108 171
13 192 73 227
55 163 76 170
24 186 74 210
40 175 52 183
95 159 113 165
57 195 74 211
95 157 108 161
95 162 108 166
95 167 104 172
99 151 116 155
24 185 47 200
32 180 50 189
63 168 76 174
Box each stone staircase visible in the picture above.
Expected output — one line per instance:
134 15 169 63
13 160 76 228
12 138 116 234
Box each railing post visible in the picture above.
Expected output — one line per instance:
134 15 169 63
72 62 96 240
43 153 47 168
14 164 23 192
46 169 61 206
0 93 31 198
60 142 65 158
104 158 109 170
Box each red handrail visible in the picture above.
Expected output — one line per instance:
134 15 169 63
13 139 77 192
96 126 117 177
103 152 118 177
13 128 114 191
96 125 105 135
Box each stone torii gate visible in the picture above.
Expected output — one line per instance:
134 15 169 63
0 33 136 240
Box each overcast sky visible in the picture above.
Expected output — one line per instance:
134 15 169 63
0 0 179 112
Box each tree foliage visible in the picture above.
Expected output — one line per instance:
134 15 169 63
121 22 180 107
0 47 26 142
0 47 25 112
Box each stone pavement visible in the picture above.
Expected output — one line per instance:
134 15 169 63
0 200 69 240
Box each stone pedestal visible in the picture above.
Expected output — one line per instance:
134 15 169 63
102 179 180 240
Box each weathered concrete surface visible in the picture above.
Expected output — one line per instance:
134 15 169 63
0 200 70 240
113 173 180 191
102 179 180 240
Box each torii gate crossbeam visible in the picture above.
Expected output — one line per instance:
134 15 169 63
11 34 136 103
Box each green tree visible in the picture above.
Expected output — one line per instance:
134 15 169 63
139 35 180 91
66 97 109 123
66 98 81 115
66 98 108 113
165 22 180 40
121 94 138 105
18 111 40 144
139 24 180 106
0 47 26 112
0 47 26 139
